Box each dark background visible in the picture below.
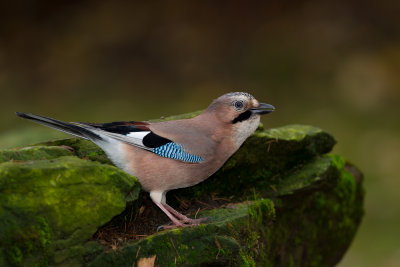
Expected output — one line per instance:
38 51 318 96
1 1 399 266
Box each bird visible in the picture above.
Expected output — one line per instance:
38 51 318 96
16 92 274 229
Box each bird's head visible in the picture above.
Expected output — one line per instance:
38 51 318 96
205 92 275 146
206 92 274 124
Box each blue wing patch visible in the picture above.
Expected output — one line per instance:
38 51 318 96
152 142 204 163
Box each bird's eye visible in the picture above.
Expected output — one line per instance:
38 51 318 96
233 100 244 111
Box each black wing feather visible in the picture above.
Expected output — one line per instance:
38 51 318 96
83 121 151 135
142 132 171 148
16 112 102 140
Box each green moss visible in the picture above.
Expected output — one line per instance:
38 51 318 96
248 199 276 224
91 230 227 266
2 216 52 267
0 150 363 266
240 252 256 267
237 200 276 266
7 247 22 266
241 156 364 267
88 205 248 266
36 138 111 164
0 156 140 266
0 146 73 163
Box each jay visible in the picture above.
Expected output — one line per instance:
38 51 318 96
16 92 274 228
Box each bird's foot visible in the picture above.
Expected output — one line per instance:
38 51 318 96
181 217 208 225
163 203 207 225
157 217 208 231
153 201 207 231
156 221 185 231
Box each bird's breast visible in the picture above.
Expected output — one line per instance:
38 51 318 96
118 142 234 192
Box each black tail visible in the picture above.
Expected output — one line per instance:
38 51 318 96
16 112 102 141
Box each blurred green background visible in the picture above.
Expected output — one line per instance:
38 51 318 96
1 1 399 266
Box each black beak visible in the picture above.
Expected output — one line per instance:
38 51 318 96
250 103 275 115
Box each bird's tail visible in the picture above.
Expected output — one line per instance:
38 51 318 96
16 112 102 141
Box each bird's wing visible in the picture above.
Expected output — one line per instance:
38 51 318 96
77 121 204 163
148 119 218 161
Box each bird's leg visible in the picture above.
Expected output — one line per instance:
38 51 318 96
163 203 207 225
151 191 186 230
150 191 206 230
153 202 183 227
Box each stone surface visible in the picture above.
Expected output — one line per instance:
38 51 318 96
0 156 140 266
88 155 363 267
0 112 364 266
0 146 73 164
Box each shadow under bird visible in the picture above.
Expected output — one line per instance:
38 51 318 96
16 92 275 229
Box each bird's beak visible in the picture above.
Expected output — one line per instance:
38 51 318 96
250 103 275 115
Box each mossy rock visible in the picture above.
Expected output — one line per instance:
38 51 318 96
0 111 364 266
0 155 140 266
87 155 363 267
0 146 73 164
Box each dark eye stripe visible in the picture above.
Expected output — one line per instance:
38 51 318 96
232 110 252 123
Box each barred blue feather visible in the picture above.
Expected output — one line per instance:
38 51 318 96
152 142 204 163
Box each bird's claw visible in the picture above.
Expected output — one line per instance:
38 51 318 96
156 225 165 232
157 217 208 231
181 217 208 224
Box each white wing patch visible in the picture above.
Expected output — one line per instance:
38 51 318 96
75 123 152 151
126 131 151 146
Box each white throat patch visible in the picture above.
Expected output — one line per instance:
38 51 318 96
232 115 260 148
